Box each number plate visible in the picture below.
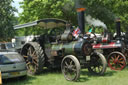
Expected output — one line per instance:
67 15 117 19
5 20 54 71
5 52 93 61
10 72 19 76
86 56 90 61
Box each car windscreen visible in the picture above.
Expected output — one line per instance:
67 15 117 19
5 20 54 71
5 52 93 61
6 43 14 49
0 53 25 64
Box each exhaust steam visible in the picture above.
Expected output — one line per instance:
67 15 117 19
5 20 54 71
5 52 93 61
86 15 107 29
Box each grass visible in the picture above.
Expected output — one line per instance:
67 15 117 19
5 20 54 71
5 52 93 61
3 67 128 85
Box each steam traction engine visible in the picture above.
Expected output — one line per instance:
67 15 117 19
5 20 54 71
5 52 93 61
14 8 107 81
93 19 127 70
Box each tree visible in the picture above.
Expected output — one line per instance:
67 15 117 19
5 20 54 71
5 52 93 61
19 0 76 23
17 0 77 35
18 0 128 35
0 0 16 41
82 0 128 31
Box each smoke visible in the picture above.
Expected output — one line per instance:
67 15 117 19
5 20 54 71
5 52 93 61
86 15 107 29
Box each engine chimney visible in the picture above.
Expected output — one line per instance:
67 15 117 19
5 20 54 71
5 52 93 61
115 18 121 39
77 8 85 34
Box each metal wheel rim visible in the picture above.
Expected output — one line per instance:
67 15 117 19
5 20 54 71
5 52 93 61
108 53 126 70
62 57 77 80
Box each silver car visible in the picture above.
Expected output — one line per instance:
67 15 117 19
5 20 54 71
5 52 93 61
0 43 27 79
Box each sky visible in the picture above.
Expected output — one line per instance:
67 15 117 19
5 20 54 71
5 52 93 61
12 0 23 16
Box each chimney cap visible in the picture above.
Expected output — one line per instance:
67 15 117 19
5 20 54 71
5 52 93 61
77 8 86 12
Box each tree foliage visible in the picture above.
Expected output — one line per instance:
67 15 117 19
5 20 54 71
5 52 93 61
83 0 128 31
18 0 128 35
19 0 76 23
0 0 16 41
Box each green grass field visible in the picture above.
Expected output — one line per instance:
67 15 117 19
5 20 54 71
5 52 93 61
3 67 128 85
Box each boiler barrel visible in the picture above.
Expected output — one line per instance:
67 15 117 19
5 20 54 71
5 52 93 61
51 41 85 55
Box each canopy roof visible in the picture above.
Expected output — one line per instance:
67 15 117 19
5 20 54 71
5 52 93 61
14 18 67 30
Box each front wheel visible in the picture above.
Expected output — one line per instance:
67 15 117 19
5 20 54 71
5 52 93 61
108 51 126 70
61 55 81 81
88 52 107 75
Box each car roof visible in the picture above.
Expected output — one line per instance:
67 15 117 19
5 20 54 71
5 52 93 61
14 18 67 30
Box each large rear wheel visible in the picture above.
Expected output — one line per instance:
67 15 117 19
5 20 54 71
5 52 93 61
108 51 126 70
88 52 107 75
21 42 45 75
61 55 81 81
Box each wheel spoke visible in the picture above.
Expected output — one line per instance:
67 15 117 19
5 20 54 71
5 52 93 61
92 66 96 72
64 66 68 69
26 62 32 70
29 46 33 55
24 55 28 58
27 48 30 55
32 56 38 60
26 62 31 66
111 56 115 61
72 65 76 68
31 50 36 56
98 66 102 72
72 68 77 72
70 61 73 66
119 64 124 68
65 61 69 66
109 59 115 64
118 61 125 64
114 54 117 59
33 60 38 65
27 51 29 56
119 58 124 61
110 62 115 65
116 55 120 60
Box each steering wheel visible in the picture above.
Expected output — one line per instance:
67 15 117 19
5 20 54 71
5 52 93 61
50 28 64 36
